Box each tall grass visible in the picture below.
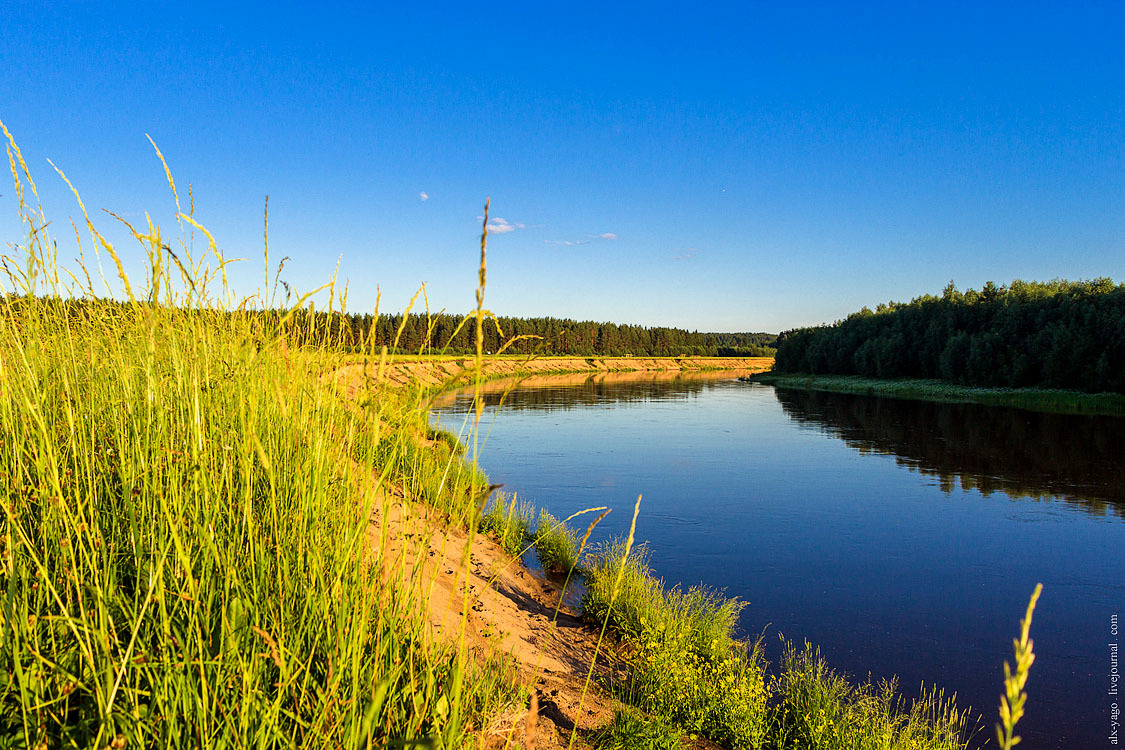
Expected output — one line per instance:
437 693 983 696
582 541 770 749
769 643 968 750
477 496 584 577
996 584 1042 750
531 511 580 575
0 124 517 748
587 708 682 750
479 494 534 558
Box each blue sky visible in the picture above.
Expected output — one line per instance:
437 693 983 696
1 2 1122 331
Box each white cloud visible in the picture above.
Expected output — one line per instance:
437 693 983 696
486 217 525 234
419 191 430 201
546 231 618 247
672 248 699 261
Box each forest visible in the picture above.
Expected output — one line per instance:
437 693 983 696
268 309 777 357
773 278 1125 393
5 296 776 357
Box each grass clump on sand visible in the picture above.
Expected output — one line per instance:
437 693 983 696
531 510 581 575
582 542 770 749
478 499 583 577
479 493 534 557
587 707 683 750
0 123 519 748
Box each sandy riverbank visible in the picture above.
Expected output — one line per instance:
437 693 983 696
332 355 773 396
332 360 749 748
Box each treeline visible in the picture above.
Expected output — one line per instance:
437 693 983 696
1 295 775 357
269 310 777 357
774 278 1125 393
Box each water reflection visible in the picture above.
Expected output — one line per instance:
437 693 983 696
774 388 1125 517
435 369 756 412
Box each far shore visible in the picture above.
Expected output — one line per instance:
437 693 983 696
751 371 1125 416
331 354 774 393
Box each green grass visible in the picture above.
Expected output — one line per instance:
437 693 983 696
587 708 683 750
479 494 534 558
580 541 972 750
0 289 517 748
769 643 969 750
582 542 770 749
477 498 587 577
531 510 581 575
751 372 1125 416
0 124 521 748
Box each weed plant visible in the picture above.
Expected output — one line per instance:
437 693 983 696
580 540 971 749
996 584 1042 750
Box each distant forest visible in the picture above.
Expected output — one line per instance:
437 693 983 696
2 294 776 357
271 310 777 357
774 279 1125 393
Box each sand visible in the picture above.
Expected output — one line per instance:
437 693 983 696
337 358 758 747
331 355 773 393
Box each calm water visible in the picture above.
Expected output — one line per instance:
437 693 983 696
432 375 1124 749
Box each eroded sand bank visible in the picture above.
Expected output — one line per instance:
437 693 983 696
332 355 773 397
333 360 756 747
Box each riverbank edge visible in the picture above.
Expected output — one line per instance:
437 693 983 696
340 359 777 746
750 371 1125 416
331 355 775 400
378 362 977 748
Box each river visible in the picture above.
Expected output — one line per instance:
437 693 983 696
431 373 1124 748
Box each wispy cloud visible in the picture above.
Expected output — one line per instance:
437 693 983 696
486 217 526 234
672 248 699 261
546 231 618 247
419 191 429 201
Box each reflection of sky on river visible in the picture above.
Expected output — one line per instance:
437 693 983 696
432 377 1125 749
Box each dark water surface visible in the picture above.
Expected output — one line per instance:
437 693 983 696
432 376 1124 749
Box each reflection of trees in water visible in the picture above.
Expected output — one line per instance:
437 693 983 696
775 388 1125 517
436 375 713 412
